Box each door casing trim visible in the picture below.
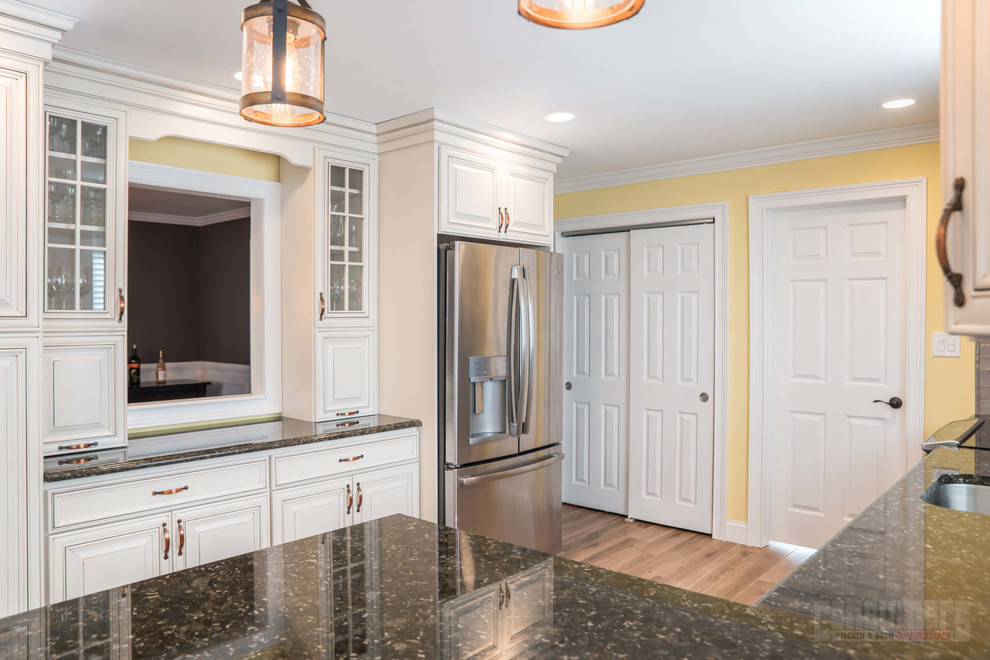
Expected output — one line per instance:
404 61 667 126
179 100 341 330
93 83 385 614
555 201 730 541
747 178 927 547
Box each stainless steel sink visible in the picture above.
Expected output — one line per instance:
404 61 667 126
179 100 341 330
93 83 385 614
922 475 990 515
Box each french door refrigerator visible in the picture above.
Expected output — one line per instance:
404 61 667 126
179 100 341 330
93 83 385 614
439 240 564 554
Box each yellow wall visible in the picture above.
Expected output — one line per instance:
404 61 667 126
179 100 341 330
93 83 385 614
554 142 975 522
129 136 280 182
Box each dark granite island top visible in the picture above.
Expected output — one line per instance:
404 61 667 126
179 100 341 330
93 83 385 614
44 415 422 483
0 515 944 659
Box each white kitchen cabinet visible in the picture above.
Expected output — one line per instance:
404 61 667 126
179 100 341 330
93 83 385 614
42 100 127 329
444 587 502 660
940 0 990 334
272 477 351 544
440 147 501 237
49 514 169 602
438 146 554 246
352 463 419 524
171 495 269 571
41 335 125 454
316 330 377 420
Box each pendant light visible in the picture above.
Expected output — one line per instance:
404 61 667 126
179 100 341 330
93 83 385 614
518 0 644 29
239 0 326 127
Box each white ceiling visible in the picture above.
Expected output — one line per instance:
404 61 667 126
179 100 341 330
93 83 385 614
40 0 940 180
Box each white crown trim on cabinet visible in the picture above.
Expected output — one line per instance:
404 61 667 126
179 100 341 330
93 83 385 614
554 122 939 194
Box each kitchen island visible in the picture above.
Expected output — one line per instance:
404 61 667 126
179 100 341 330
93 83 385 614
6 438 990 657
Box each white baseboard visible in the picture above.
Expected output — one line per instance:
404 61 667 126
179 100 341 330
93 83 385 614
724 520 749 545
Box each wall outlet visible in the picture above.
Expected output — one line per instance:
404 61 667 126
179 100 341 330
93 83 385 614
932 332 961 357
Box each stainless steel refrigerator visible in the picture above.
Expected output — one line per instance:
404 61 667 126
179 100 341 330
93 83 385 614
439 240 563 554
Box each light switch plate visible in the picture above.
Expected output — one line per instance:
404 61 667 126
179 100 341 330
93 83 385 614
932 332 961 357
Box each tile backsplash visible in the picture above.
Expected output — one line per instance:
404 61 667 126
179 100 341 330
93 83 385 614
978 340 990 415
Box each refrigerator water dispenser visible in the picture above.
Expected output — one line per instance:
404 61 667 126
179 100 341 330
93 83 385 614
468 356 507 441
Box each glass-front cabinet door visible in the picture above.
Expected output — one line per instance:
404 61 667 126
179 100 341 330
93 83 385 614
319 155 374 326
45 107 124 325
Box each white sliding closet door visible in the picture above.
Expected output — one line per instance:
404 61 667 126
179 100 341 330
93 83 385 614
561 233 629 515
628 225 715 533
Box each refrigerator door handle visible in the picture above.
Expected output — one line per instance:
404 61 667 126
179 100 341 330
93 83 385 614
507 266 522 436
458 452 564 487
518 266 533 435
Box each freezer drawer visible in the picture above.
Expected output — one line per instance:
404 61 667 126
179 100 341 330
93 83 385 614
444 447 562 554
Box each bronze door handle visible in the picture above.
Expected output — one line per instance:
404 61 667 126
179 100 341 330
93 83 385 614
338 454 364 463
57 441 98 452
936 177 966 307
873 397 903 410
319 292 326 321
152 485 189 496
356 483 363 513
498 583 505 609
504 209 510 232
497 207 505 233
346 484 353 515
505 582 510 606
117 288 125 323
177 519 185 557
162 522 170 560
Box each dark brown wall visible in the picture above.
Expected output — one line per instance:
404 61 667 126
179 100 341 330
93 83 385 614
128 219 250 366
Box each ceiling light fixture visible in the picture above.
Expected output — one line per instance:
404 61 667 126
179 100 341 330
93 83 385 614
519 0 644 29
239 0 326 127
544 111 576 123
881 98 916 109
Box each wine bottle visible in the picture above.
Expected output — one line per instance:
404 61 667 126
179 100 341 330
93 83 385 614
156 349 166 384
128 344 141 387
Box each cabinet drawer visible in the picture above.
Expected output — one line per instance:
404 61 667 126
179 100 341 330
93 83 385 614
274 433 418 487
50 459 269 530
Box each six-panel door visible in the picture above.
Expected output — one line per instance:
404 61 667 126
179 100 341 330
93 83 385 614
49 514 169 602
171 495 270 571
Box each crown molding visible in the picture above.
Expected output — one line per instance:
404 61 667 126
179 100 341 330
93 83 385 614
0 0 76 34
377 107 570 166
129 207 249 228
553 122 939 194
0 0 76 62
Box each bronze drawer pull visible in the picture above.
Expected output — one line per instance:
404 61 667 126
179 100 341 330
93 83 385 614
346 484 353 515
162 522 170 560
57 455 98 465
336 410 360 417
177 519 185 557
356 483 363 513
57 441 98 451
338 454 364 463
336 421 359 428
936 177 966 307
152 485 189 496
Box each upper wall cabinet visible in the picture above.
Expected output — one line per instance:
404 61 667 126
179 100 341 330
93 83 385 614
318 156 375 325
439 146 553 246
43 102 127 329
941 0 990 335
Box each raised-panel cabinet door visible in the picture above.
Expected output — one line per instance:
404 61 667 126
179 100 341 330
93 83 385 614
442 586 502 660
502 165 552 245
504 561 554 652
352 464 419 524
0 64 31 327
0 344 29 618
316 330 377 420
49 515 169 603
440 147 500 238
272 478 352 545
941 0 990 333
42 336 125 453
171 495 269 571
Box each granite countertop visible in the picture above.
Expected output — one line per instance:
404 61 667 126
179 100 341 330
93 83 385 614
761 442 990 655
43 415 421 483
0 514 939 659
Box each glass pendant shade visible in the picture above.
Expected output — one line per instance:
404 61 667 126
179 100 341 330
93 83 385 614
518 0 644 29
240 0 326 127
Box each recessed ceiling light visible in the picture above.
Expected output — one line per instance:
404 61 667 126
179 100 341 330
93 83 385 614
882 98 916 109
544 111 575 123
232 70 243 82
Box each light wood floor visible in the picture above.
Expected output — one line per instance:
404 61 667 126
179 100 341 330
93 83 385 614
559 504 816 606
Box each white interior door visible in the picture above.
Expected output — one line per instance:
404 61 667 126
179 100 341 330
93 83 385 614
628 225 715 533
561 233 629 515
767 197 908 548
